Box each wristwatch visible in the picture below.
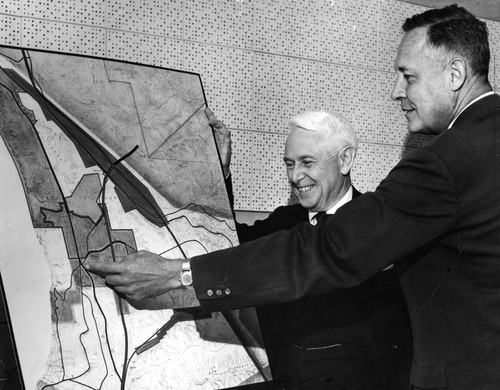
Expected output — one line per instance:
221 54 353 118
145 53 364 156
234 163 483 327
179 258 193 289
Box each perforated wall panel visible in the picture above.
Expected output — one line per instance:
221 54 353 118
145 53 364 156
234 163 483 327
351 141 409 193
230 129 254 210
251 132 289 210
0 14 20 46
184 0 254 49
317 0 382 68
22 0 106 26
21 18 106 56
106 30 184 69
253 53 318 134
107 0 183 37
0 0 20 14
378 0 422 72
0 0 498 211
253 0 301 57
184 42 254 129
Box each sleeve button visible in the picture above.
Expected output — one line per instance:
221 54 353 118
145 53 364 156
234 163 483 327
225 288 231 295
207 289 213 297
216 289 222 296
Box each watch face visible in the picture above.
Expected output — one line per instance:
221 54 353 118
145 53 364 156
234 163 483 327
181 271 193 286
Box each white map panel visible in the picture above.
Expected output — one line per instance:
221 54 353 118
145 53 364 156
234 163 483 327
0 46 268 389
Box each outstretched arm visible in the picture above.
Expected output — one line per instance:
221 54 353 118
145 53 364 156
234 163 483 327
86 141 458 313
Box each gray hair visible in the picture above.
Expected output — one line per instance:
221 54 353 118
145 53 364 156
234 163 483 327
288 110 358 150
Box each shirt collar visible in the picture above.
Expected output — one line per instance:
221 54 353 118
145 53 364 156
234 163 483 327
308 186 353 225
448 91 495 129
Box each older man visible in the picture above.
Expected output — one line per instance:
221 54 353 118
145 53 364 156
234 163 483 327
210 109 411 389
87 5 500 389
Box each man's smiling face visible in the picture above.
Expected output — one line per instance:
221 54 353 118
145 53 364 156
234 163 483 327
284 127 346 212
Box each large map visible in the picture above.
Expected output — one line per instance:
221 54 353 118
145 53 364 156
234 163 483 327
0 46 268 389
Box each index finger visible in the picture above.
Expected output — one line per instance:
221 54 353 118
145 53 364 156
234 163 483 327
84 261 123 275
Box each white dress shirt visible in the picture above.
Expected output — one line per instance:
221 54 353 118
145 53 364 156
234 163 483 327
308 186 353 225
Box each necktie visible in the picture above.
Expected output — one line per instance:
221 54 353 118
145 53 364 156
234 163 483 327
312 211 327 225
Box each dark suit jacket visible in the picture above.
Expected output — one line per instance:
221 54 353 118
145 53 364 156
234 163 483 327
234 188 412 389
193 94 500 389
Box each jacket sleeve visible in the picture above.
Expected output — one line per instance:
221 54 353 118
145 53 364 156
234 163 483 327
225 173 307 243
192 146 457 312
235 205 307 243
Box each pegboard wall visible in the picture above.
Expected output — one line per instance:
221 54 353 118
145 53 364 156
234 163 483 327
0 0 499 213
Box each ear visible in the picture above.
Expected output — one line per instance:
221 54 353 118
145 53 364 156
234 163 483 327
450 58 467 91
339 146 357 176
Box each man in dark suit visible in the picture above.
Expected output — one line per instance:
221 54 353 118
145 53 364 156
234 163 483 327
210 109 412 389
87 5 500 389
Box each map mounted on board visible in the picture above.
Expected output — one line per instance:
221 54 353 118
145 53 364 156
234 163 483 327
0 46 268 390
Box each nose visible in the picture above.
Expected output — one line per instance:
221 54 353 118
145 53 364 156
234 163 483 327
391 75 406 101
290 165 304 183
